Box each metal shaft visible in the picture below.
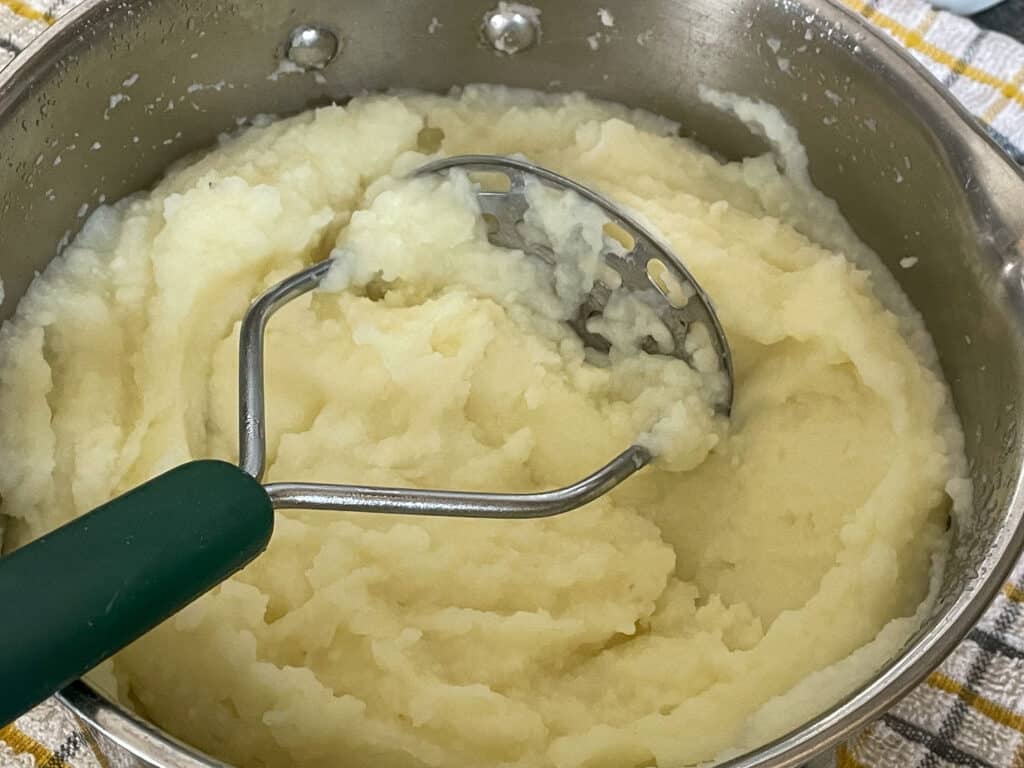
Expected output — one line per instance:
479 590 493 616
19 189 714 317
264 445 651 517
238 259 333 480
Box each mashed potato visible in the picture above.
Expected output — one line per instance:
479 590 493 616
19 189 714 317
0 87 966 767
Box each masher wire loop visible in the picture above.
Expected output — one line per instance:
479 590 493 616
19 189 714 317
236 155 734 518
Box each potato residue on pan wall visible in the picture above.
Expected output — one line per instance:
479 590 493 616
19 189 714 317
0 87 967 767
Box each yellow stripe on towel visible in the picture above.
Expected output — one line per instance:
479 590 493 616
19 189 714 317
0 723 65 767
928 671 1024 735
840 0 1024 110
984 66 1024 125
1004 582 1024 604
837 743 872 768
0 0 52 24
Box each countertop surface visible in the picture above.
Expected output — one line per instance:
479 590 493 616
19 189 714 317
973 1 1024 41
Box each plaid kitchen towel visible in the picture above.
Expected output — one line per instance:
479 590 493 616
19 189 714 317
1 0 1024 766
842 0 1024 163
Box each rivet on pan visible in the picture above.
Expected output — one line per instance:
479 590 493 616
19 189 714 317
482 4 541 54
285 24 340 70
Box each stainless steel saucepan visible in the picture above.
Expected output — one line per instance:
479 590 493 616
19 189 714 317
0 1 1022 766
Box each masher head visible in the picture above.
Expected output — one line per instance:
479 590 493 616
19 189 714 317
413 155 733 414
236 155 733 519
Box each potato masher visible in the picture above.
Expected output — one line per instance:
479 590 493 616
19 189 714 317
0 155 732 725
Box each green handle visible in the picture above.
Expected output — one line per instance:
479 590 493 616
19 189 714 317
0 459 273 725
